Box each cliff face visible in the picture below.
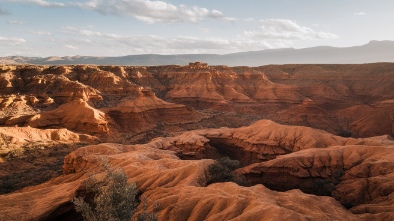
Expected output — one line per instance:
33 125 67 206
1 63 393 141
1 63 394 221
1 141 358 221
2 120 394 221
237 143 394 220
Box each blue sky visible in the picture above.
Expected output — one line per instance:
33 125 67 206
0 0 393 57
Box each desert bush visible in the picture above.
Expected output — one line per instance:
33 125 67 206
207 157 245 185
73 165 158 221
73 167 138 221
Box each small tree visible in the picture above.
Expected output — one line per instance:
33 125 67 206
207 157 245 185
72 168 138 221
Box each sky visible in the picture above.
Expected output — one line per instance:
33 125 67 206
0 0 393 57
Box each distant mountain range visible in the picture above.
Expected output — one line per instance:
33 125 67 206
1 40 394 66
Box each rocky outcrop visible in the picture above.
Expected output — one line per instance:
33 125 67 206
0 142 358 221
2 66 102 104
144 182 357 221
27 99 109 134
337 103 394 137
101 87 203 134
68 65 137 95
1 63 394 139
0 127 98 146
158 120 385 164
146 120 394 220
1 63 393 221
0 143 211 221
0 95 38 125
1 118 394 220
158 64 303 105
256 64 394 137
237 143 394 219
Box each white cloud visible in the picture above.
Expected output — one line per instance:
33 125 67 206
30 31 51 35
64 44 79 50
2 0 233 24
7 20 25 24
0 36 27 45
354 12 366 16
64 28 292 54
72 0 227 23
244 17 255 22
0 7 10 15
222 17 238 22
63 26 77 31
2 0 64 7
209 10 223 18
245 19 338 40
79 30 121 38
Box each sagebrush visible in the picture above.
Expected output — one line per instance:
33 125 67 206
73 165 157 221
207 157 245 185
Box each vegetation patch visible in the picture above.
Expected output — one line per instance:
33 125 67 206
0 143 83 194
73 165 157 221
207 157 246 185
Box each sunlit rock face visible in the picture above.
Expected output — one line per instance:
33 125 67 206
1 63 394 221
1 63 394 140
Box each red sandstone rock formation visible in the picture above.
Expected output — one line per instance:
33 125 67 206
0 118 393 220
27 99 109 134
2 66 101 104
0 127 98 146
152 120 394 220
157 119 388 164
158 64 303 104
1 63 393 139
237 141 394 220
0 142 359 221
0 95 38 125
0 63 393 221
144 182 357 221
101 87 203 134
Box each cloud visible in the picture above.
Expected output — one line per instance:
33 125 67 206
2 0 233 24
244 17 255 22
0 36 27 45
245 19 338 40
0 7 10 15
64 28 292 54
30 31 52 35
354 12 366 16
79 30 121 38
222 17 238 22
7 20 25 24
72 0 227 23
64 44 79 50
2 0 65 7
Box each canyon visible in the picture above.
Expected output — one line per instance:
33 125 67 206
0 62 394 220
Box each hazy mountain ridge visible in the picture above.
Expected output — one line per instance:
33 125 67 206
2 40 394 66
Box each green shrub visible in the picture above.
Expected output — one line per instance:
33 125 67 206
207 157 245 185
72 164 158 221
73 168 138 221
